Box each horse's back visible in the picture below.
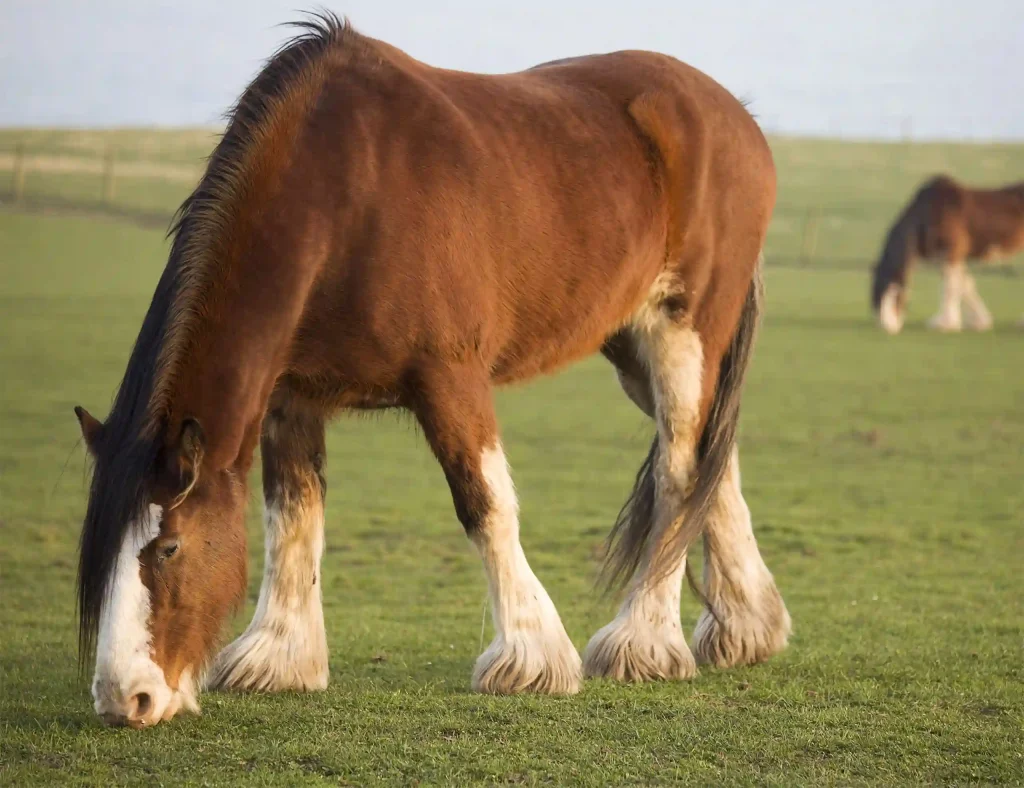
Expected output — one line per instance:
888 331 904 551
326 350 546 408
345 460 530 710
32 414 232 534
967 186 1024 259
286 38 772 401
910 176 1024 261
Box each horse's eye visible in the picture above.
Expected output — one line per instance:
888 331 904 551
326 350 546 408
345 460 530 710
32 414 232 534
158 541 180 561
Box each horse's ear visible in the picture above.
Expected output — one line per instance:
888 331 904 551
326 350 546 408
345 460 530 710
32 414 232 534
74 406 104 456
167 418 205 509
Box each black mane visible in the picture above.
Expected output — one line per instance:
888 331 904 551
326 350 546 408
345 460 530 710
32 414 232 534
870 214 915 309
77 10 350 661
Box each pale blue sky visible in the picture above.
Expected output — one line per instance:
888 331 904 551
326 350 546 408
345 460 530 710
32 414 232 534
1 0 1021 139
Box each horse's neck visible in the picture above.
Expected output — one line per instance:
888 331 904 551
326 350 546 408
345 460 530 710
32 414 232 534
167 218 323 473
171 340 270 474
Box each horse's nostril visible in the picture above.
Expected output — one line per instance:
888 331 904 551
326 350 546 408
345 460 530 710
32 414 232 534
129 692 153 720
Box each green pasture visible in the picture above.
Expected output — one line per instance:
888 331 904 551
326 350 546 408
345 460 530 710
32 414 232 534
0 131 1022 785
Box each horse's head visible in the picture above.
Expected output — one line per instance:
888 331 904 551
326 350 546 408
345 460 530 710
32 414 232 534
75 407 247 728
870 219 916 336
871 266 905 335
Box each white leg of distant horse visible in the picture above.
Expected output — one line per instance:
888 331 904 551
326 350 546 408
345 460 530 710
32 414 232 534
878 283 905 335
692 447 791 667
961 271 993 331
928 262 965 332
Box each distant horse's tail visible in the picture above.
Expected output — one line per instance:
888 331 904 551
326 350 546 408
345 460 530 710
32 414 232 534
870 179 943 333
602 256 764 591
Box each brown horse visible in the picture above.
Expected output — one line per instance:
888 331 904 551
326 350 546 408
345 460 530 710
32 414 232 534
74 14 789 728
871 175 1024 334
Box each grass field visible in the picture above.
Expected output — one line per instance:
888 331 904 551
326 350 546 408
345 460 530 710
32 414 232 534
0 131 1023 786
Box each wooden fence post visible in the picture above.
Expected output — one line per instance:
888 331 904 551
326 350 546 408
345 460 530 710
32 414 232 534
102 148 116 204
12 143 26 204
800 206 821 266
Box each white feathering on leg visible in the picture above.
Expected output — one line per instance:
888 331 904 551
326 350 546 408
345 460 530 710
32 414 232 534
209 500 328 692
470 444 581 695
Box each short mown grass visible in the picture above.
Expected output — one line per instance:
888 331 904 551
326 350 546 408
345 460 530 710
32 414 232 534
0 133 1022 786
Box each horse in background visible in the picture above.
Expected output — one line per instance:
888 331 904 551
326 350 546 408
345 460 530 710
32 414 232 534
73 14 789 729
870 175 1024 334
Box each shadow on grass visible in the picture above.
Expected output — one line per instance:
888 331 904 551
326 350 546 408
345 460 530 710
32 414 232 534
765 313 1024 334
0 705 97 734
763 314 878 331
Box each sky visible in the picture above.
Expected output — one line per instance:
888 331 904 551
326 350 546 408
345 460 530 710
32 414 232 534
1 0 1021 139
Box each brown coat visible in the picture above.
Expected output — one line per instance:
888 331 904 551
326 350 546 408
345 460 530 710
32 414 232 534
76 16 775 724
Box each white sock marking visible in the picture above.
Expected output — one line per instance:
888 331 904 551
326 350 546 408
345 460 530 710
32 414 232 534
930 264 965 331
962 272 993 330
471 444 580 693
209 499 328 691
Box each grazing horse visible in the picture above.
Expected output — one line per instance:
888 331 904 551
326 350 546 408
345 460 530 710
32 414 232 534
74 15 789 728
871 175 1024 334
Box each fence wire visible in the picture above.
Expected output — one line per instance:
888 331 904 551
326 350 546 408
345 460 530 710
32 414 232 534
2 145 1022 277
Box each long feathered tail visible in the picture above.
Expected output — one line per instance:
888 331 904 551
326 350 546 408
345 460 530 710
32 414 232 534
601 257 765 591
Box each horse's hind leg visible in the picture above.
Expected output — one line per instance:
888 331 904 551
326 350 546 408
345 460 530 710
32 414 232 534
583 316 703 682
586 270 789 682
602 335 791 671
961 270 993 331
409 360 582 695
209 395 329 692
692 446 790 667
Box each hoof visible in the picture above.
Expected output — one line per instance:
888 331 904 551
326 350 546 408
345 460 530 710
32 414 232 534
927 315 962 333
692 583 791 668
207 624 328 692
472 629 582 695
583 617 696 683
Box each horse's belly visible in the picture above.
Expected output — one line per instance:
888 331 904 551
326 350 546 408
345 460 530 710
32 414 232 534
488 258 662 384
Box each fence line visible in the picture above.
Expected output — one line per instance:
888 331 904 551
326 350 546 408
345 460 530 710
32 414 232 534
4 147 202 207
0 191 172 230
799 205 821 265
2 147 1022 277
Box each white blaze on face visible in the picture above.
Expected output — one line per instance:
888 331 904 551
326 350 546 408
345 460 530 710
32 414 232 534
91 504 196 725
879 284 904 335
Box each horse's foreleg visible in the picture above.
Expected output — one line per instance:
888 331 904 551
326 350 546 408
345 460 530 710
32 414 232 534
962 270 994 331
208 399 329 692
410 361 581 695
927 262 966 332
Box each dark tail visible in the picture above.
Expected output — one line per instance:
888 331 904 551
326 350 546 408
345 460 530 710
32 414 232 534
601 256 765 591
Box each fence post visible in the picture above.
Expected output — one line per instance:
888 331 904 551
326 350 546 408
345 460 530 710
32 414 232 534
799 206 821 266
102 148 116 204
12 143 26 204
